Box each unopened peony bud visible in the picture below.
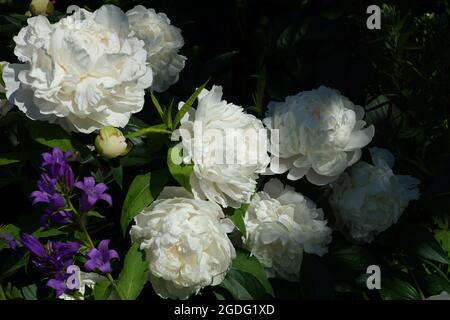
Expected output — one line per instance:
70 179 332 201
29 0 54 16
95 127 132 159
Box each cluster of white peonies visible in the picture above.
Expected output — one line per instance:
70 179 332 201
264 86 375 185
172 85 270 208
244 179 332 281
329 147 420 243
130 187 236 300
4 5 185 133
127 6 186 93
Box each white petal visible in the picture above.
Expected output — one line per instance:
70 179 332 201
344 125 375 151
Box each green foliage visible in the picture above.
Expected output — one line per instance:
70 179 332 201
167 145 193 192
117 243 149 300
120 170 169 236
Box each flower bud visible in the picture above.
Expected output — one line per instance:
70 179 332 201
29 0 54 16
95 127 132 159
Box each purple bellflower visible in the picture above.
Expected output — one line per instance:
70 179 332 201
84 240 119 273
75 177 113 212
21 233 81 296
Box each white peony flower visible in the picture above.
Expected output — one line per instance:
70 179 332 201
264 86 375 185
172 85 270 208
426 291 450 300
127 5 186 92
244 178 332 281
0 62 13 117
130 187 236 300
329 147 420 243
4 5 153 133
58 265 106 300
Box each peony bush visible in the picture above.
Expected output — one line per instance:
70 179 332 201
0 1 449 301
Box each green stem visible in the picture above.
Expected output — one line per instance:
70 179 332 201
125 126 172 139
422 259 450 282
106 273 125 300
65 197 124 300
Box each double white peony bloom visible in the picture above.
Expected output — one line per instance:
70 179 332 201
130 187 236 300
173 85 270 208
329 147 420 243
244 179 332 281
4 5 153 133
127 6 186 93
264 86 375 185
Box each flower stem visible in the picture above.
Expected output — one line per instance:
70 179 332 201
422 259 450 282
106 273 125 300
65 197 124 300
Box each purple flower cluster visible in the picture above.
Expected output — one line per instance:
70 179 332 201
31 148 75 226
31 148 112 226
21 233 80 296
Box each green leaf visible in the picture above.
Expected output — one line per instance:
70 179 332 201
1 283 23 300
27 121 76 152
401 224 450 264
120 170 169 236
331 245 376 271
117 243 149 300
224 204 248 236
21 284 37 300
416 269 450 296
86 211 105 219
173 80 208 129
167 145 193 192
32 228 66 238
111 165 123 189
299 253 335 299
93 280 112 300
150 91 165 125
380 277 421 300
0 224 20 238
232 250 274 297
218 269 269 300
0 254 28 281
0 153 23 166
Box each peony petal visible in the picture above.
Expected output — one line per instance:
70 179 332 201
287 166 309 181
306 169 340 186
344 125 375 151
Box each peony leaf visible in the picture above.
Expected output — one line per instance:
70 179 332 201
218 269 269 300
400 224 450 264
120 170 169 236
232 250 274 297
167 145 193 192
117 243 149 300
380 277 421 300
173 80 209 129
26 121 90 156
331 245 377 271
150 91 165 125
224 204 248 236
